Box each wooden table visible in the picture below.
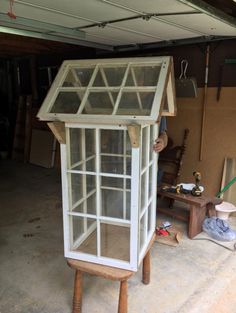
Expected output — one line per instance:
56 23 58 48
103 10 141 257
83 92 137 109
157 189 222 239
67 233 156 313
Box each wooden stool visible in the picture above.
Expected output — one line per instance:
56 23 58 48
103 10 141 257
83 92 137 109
67 239 153 313
157 189 222 238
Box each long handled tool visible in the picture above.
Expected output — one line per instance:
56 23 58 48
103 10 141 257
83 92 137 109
199 44 210 161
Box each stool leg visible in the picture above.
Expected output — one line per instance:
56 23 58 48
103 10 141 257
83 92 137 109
72 270 82 313
118 280 128 313
142 250 150 285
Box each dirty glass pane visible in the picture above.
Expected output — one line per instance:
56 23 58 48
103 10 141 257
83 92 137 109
50 91 84 113
100 223 130 261
82 92 118 114
63 67 94 87
72 216 97 255
125 65 161 86
117 92 154 116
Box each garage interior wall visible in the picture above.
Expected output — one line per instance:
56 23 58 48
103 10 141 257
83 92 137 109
111 39 236 196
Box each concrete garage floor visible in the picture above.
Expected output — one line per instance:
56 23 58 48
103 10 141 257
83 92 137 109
0 160 236 313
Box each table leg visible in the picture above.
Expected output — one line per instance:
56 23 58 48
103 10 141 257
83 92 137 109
118 280 128 313
142 250 150 285
73 270 82 313
189 205 206 239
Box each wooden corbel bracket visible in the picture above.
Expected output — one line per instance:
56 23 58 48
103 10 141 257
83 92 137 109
128 124 141 148
47 122 66 144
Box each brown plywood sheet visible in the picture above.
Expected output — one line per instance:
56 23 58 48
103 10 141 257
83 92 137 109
29 129 55 168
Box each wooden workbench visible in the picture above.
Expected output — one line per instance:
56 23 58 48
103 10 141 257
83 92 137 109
157 189 222 239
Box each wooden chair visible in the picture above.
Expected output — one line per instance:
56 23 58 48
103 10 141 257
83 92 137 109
158 128 190 187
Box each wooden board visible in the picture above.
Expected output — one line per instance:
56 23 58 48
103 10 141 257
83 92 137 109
220 158 236 215
29 129 55 168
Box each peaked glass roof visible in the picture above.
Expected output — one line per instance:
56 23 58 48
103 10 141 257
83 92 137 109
37 56 176 124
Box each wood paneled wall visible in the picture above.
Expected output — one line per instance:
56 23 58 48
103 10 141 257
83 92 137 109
167 87 236 196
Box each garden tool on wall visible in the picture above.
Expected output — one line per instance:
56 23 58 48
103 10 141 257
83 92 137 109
175 59 198 98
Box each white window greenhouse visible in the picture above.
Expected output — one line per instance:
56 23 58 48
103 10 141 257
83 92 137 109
37 56 176 271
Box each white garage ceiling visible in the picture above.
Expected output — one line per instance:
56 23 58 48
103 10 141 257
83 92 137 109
0 0 236 51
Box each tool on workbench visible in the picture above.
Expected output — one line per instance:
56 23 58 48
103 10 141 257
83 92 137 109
191 171 202 196
175 59 198 98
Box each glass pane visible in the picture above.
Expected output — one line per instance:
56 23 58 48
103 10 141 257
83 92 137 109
101 156 130 175
101 130 124 154
101 223 130 261
141 172 147 211
85 128 96 172
100 67 126 86
82 92 118 115
141 127 148 170
50 91 84 114
70 174 96 208
73 192 96 215
69 128 96 171
101 176 131 189
149 125 154 162
72 216 97 256
148 165 153 200
70 173 83 207
85 129 95 157
117 92 154 116
140 213 146 251
147 203 153 234
63 67 94 87
101 189 124 219
126 65 161 86
69 128 82 169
